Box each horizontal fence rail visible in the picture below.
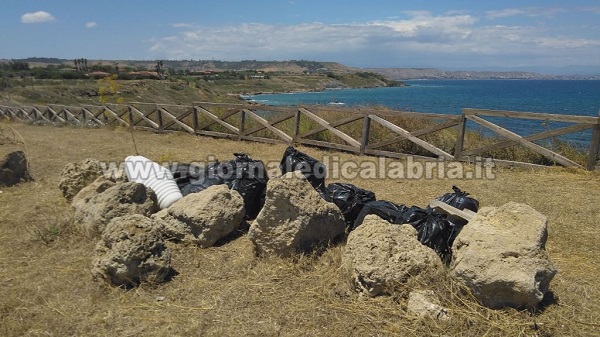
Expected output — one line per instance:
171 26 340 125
1 102 599 170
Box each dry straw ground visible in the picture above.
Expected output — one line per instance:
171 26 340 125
1 122 599 336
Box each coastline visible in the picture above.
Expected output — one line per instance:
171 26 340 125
239 82 408 100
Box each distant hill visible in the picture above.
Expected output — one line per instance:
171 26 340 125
3 58 599 79
363 67 600 80
0 59 399 106
1 58 357 74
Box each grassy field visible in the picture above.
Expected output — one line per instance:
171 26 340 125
1 121 600 336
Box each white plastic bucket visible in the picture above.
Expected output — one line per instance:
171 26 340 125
124 155 183 209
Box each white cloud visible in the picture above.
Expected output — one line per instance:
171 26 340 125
536 37 600 49
369 12 477 39
149 11 600 68
172 23 193 28
21 11 55 24
486 7 565 20
85 22 97 28
579 7 600 14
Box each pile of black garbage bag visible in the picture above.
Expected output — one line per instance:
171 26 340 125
350 186 479 262
279 146 480 262
171 146 479 262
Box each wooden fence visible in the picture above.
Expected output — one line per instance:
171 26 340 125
1 102 598 170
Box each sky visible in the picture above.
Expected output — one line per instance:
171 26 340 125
2 0 600 73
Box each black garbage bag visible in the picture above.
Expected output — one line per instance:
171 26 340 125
170 162 204 190
402 209 454 260
429 185 480 243
432 185 479 213
352 200 454 261
322 183 376 230
226 153 269 220
179 161 226 196
351 200 414 231
177 153 269 220
279 146 327 193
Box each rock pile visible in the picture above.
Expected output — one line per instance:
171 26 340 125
57 154 557 311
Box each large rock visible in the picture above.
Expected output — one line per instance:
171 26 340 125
74 181 159 234
58 158 103 201
152 184 245 247
71 176 117 212
248 171 345 257
343 215 443 296
451 202 557 309
0 150 33 187
91 214 171 287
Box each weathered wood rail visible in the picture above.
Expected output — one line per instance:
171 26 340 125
1 102 598 170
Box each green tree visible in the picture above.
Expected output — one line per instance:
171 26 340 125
9 60 30 71
155 60 164 78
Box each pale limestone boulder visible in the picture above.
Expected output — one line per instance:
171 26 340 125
71 176 117 212
407 290 450 321
92 214 171 287
152 184 245 247
248 171 345 257
58 158 103 201
451 202 557 309
342 215 443 296
74 181 159 234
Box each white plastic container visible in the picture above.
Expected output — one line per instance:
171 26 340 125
124 155 183 209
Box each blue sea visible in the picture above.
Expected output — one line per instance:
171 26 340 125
244 80 600 148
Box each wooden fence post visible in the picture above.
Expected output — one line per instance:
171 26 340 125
238 109 246 141
192 105 199 133
587 110 600 170
156 105 163 131
128 105 134 128
454 113 467 160
293 109 301 143
32 106 39 120
360 115 370 155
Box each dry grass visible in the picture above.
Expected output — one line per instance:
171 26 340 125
1 121 599 336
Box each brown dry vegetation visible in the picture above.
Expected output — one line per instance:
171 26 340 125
1 121 600 336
